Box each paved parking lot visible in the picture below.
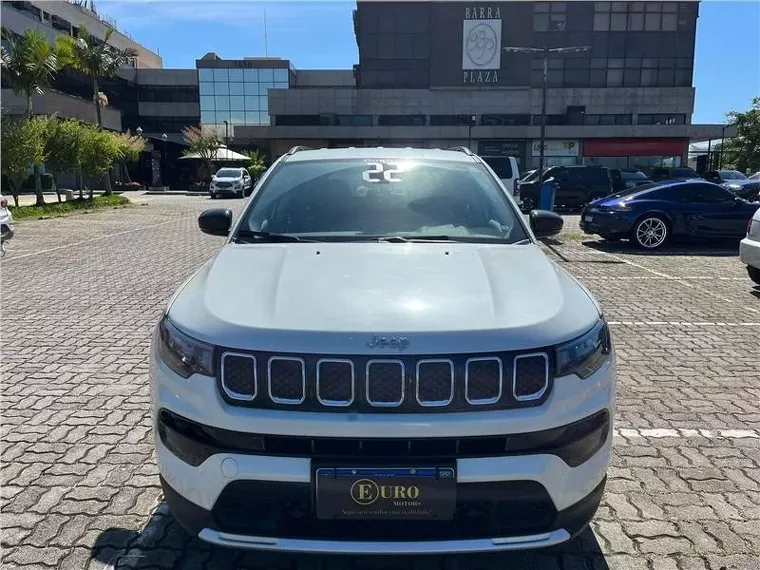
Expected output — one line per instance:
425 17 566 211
2 194 759 570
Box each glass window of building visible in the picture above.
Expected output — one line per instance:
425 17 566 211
198 64 290 132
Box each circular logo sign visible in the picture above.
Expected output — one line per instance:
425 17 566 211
466 23 498 67
350 479 379 505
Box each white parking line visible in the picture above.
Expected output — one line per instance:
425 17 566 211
4 220 177 261
584 247 759 313
614 428 760 439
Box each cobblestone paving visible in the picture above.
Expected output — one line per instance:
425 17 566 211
2 195 759 570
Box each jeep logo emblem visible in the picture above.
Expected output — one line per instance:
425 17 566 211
366 335 410 351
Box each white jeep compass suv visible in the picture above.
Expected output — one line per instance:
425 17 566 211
150 146 616 554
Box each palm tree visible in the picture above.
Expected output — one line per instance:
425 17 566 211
0 28 69 205
59 25 137 194
58 25 137 128
0 28 69 117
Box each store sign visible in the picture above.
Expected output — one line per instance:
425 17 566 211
478 140 523 158
462 6 502 85
531 140 579 157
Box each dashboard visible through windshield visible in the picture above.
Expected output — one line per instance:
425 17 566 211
236 158 528 243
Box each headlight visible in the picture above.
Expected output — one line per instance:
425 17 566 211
157 316 215 378
610 202 631 212
555 319 611 379
748 219 760 241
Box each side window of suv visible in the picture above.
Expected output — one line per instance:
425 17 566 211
677 183 733 203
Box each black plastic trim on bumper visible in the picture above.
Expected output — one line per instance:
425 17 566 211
160 475 607 543
157 408 610 468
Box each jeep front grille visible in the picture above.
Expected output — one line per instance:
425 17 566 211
218 349 552 413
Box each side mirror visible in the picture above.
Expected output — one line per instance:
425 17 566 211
529 209 564 238
198 208 232 236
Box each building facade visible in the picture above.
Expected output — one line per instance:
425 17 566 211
233 0 718 171
3 0 731 187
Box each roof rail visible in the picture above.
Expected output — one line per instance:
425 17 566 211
445 146 475 156
286 145 313 156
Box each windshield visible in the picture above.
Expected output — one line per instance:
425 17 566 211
216 168 242 178
236 158 529 243
722 171 747 180
623 171 648 180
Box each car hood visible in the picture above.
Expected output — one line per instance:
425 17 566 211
167 243 601 354
212 176 242 182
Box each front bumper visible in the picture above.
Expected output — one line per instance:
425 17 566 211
739 237 760 270
210 186 242 195
579 211 632 238
150 343 615 553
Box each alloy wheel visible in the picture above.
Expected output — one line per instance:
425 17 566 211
635 217 667 249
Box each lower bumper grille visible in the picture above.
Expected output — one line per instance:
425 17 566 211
212 480 555 540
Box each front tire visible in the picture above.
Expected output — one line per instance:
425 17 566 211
748 266 760 285
632 215 669 250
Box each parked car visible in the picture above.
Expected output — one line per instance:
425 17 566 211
519 165 613 211
518 168 537 182
702 170 747 184
151 146 616 555
0 194 14 258
480 155 521 206
740 207 760 285
721 179 760 203
610 169 651 192
209 167 252 199
580 179 760 249
749 172 760 180
648 166 700 182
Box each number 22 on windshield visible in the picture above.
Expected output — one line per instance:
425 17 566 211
362 162 402 183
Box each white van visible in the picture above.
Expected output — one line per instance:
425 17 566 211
481 155 521 206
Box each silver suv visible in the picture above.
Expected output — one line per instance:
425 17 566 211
150 146 615 554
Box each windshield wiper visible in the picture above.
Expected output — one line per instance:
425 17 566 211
233 230 311 243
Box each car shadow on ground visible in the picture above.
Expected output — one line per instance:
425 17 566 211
581 238 741 257
89 503 610 569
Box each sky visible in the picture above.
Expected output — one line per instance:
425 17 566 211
97 0 760 124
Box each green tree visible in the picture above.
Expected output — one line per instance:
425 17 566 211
720 97 760 173
1 27 70 204
80 127 124 200
113 130 144 183
58 25 137 195
182 125 221 183
0 116 49 206
45 118 87 202
57 25 137 129
0 27 70 117
243 149 268 182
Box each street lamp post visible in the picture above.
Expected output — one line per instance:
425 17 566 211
503 45 590 185
467 115 476 151
161 133 168 188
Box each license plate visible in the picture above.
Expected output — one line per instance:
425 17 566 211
584 215 594 222
315 466 456 521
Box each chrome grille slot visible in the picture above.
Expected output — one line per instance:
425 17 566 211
416 359 454 407
465 357 503 405
268 357 306 405
513 353 549 401
316 359 354 407
221 353 257 401
366 360 404 407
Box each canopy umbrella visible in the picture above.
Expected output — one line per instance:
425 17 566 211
180 145 251 162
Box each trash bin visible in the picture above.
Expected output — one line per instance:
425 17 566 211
539 177 558 211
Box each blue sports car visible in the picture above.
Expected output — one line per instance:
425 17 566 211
580 179 760 249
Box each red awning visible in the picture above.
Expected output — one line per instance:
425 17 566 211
583 138 687 157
